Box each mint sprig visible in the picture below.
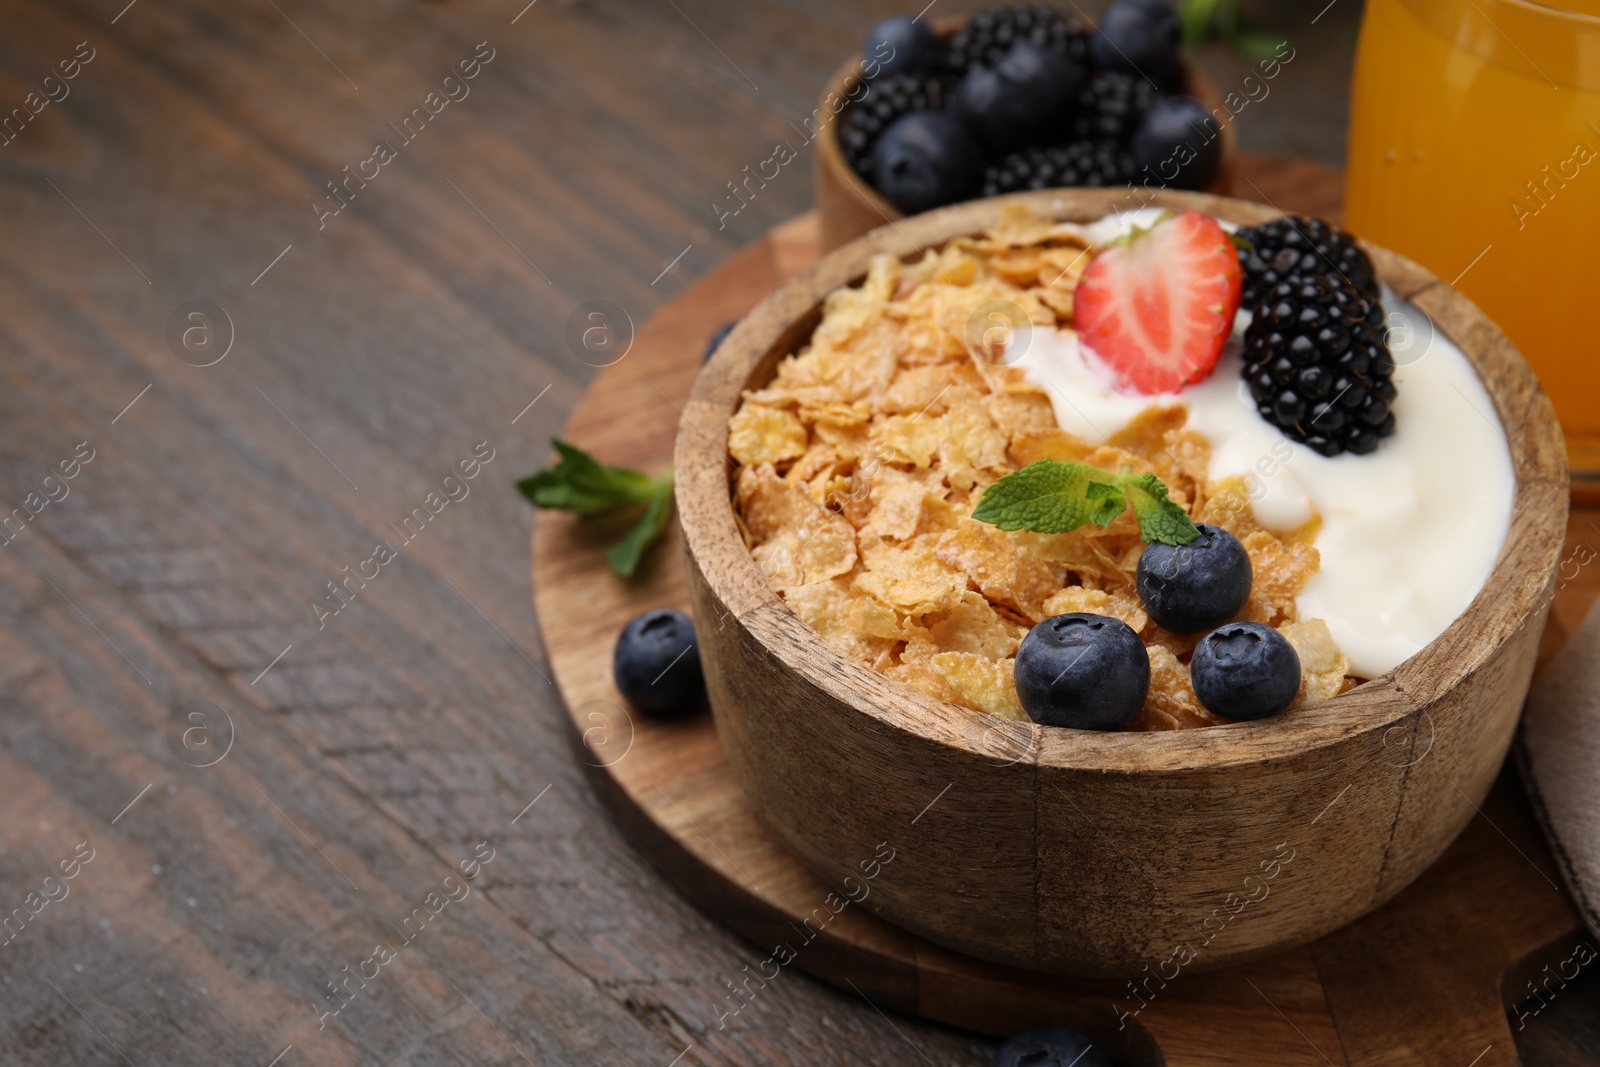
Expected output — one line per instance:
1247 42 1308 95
518 438 675 577
971 461 1201 546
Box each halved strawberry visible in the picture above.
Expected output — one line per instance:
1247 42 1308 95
1073 211 1242 395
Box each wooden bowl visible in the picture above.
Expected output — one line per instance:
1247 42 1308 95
815 20 1238 251
674 188 1568 978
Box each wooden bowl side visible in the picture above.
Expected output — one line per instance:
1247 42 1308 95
675 189 1567 974
815 43 1239 252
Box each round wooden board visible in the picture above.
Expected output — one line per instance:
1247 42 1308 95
532 157 1594 1066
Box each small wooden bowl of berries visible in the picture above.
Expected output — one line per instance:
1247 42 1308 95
672 187 1567 977
815 1 1241 250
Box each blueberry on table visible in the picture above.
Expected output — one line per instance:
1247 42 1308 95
992 1025 1115 1067
873 112 984 215
954 42 1083 156
703 320 735 363
1190 621 1302 721
613 608 705 716
1131 95 1224 191
1014 613 1149 731
1090 0 1182 90
1135 523 1252 634
864 16 943 78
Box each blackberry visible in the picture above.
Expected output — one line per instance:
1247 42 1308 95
837 72 952 179
1241 275 1398 457
1071 71 1158 144
1236 215 1380 310
945 4 1091 76
982 140 1135 195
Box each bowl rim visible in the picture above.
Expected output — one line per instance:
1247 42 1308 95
675 187 1567 776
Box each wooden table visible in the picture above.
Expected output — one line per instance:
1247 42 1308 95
0 1 1589 1065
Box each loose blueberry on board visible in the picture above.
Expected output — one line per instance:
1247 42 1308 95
1014 613 1149 730
613 608 705 716
865 16 944 78
1131 94 1223 191
703 320 735 363
954 42 1083 155
1090 0 1182 89
1136 523 1252 634
1190 621 1302 720
873 111 984 214
991 1025 1115 1067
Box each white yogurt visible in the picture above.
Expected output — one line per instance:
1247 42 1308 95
1010 210 1515 678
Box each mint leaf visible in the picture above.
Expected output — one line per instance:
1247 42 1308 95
973 460 1201 546
971 461 1123 533
517 438 659 513
1084 479 1127 526
1121 471 1202 546
604 474 675 577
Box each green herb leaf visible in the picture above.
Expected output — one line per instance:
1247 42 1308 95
970 461 1125 534
1121 471 1202 546
605 473 675 577
1235 30 1289 61
517 438 659 513
973 461 1201 546
1178 0 1220 46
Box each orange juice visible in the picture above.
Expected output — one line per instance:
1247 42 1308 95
1346 0 1600 479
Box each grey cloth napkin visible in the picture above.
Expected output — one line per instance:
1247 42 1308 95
1520 600 1600 939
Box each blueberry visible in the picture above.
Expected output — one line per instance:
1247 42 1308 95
1135 523 1252 634
613 608 705 716
1090 0 1182 89
1014 613 1149 731
703 320 735 363
864 16 943 78
873 112 983 214
1131 94 1224 191
992 1026 1114 1067
954 42 1083 156
1190 621 1302 720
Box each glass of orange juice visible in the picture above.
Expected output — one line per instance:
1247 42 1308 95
1346 0 1600 488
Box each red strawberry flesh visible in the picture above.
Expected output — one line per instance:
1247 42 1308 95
1073 210 1243 395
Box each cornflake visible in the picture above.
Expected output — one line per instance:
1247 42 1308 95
729 205 1358 729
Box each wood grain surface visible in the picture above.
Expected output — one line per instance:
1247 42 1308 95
537 162 1600 1065
0 0 1559 1064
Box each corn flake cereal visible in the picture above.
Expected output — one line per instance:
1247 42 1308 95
729 208 1357 729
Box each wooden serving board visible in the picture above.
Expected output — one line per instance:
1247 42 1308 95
532 158 1596 1066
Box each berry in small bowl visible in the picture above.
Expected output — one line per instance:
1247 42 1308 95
816 1 1237 249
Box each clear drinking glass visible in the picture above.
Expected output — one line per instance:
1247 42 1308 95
1346 0 1600 487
